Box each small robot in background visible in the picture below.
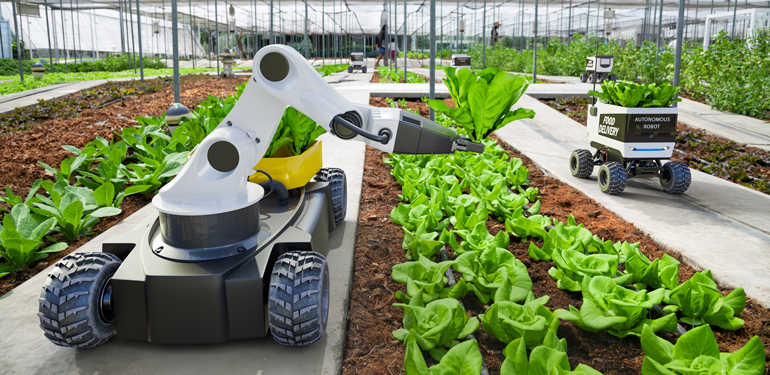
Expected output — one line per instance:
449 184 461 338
579 55 617 83
348 52 367 73
451 54 471 69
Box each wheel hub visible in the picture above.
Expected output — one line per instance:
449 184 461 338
100 282 115 323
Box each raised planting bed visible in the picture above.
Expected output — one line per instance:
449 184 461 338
341 95 770 375
540 96 770 195
0 75 249 296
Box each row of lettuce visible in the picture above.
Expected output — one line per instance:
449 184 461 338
381 67 764 374
0 77 327 278
467 31 770 119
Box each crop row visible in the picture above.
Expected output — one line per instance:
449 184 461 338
381 67 765 374
1 79 325 279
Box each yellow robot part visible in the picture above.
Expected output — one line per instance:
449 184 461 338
249 140 323 190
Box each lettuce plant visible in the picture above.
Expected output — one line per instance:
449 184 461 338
428 67 535 142
640 324 765 375
528 217 594 261
404 335 483 375
548 249 633 292
505 214 550 241
32 190 122 241
0 205 68 276
623 250 680 290
666 270 746 330
265 107 326 157
392 254 457 303
500 330 604 375
556 276 677 338
588 81 682 108
402 223 446 260
450 204 489 231
38 153 88 184
454 246 532 304
93 182 151 208
391 195 449 233
480 292 561 349
393 291 480 351
445 221 509 255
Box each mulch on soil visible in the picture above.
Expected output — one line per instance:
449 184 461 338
539 96 770 195
342 97 770 375
0 75 248 297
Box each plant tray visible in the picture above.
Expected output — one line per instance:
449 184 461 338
249 140 323 190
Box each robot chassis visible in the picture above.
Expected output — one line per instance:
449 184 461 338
37 45 483 348
348 52 367 73
569 99 691 195
579 55 617 84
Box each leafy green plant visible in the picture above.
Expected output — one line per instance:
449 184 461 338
444 221 509 255
0 205 68 276
588 81 682 108
428 67 535 142
665 270 746 330
265 107 326 157
453 246 532 304
640 324 765 375
392 254 466 304
548 249 633 292
480 292 561 349
404 336 483 375
93 182 151 208
556 276 677 338
32 188 122 241
527 217 594 261
37 153 88 184
505 214 550 240
499 330 604 375
392 291 480 351
1 179 42 212
623 250 680 290
314 63 348 77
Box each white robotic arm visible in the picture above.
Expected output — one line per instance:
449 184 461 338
153 45 483 216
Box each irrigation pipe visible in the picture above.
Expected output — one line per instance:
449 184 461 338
438 246 491 375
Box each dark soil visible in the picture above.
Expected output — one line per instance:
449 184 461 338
341 96 770 375
0 75 248 297
539 96 770 195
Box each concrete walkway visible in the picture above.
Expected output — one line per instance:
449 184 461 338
0 71 371 375
497 95 770 307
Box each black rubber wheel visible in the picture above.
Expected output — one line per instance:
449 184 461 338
38 252 122 348
347 66 353 73
316 168 347 224
609 73 617 81
361 66 367 73
570 149 594 179
268 250 330 346
588 73 597 84
660 161 691 194
579 73 588 82
598 162 627 195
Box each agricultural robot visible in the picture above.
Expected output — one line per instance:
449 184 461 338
579 55 617 84
348 52 367 73
38 45 483 348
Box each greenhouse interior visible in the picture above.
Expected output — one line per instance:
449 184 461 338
0 0 769 373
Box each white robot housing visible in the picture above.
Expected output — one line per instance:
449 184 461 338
348 52 366 73
451 54 471 69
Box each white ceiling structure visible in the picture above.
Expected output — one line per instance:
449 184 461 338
1 0 768 55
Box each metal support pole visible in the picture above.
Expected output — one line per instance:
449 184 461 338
90 9 95 59
44 0 53 69
136 0 144 80
533 0 538 82
404 0 407 80
59 0 67 67
730 0 738 39
172 0 180 102
321 0 324 64
270 0 274 43
482 0 486 68
304 0 308 58
189 0 195 67
12 0 23 83
119 0 126 58
429 0 436 120
657 0 664 48
567 0 572 47
585 0 590 43
216 0 220 73
129 0 137 72
456 0 460 53
673 0 685 88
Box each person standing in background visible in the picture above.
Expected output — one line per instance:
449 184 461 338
490 22 503 47
388 37 399 61
374 24 388 67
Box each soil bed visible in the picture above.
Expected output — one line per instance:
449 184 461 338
539 96 770 195
342 96 770 375
0 75 248 296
